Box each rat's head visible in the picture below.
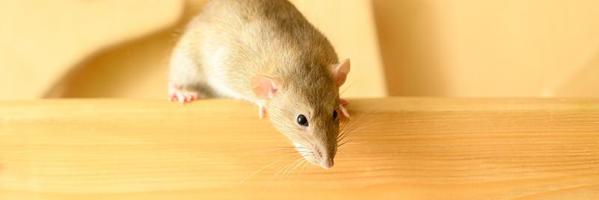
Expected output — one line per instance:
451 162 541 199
252 59 351 169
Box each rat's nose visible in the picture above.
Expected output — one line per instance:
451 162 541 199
321 158 334 169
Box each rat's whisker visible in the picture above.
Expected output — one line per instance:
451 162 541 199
338 111 383 136
337 123 357 143
299 152 314 158
287 159 307 176
336 112 384 148
248 147 305 154
337 139 352 149
239 155 291 184
275 158 303 178
343 118 398 135
299 159 310 173
336 136 350 148
284 158 304 176
337 137 350 146
337 121 353 140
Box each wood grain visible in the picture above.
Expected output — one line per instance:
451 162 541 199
1 98 598 199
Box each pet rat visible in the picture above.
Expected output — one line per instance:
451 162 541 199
168 0 350 169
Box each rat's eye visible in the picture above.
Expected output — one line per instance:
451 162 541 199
333 110 338 120
297 114 309 127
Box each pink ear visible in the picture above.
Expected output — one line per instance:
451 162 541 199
252 75 280 99
331 59 351 87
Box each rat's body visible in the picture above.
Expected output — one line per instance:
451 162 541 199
169 0 350 169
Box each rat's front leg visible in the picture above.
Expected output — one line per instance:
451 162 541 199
168 32 208 105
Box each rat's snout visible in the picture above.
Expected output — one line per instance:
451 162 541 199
294 141 336 169
321 157 334 169
317 145 336 169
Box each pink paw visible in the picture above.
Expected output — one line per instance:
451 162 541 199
339 98 350 118
169 83 200 104
340 98 349 107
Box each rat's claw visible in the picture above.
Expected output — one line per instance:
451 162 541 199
340 104 350 118
182 93 198 104
340 98 349 107
258 105 267 119
169 83 200 104
177 93 186 104
339 98 350 118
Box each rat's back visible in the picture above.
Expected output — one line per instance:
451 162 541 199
171 0 337 101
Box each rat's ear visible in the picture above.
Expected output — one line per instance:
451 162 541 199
252 75 280 99
331 59 351 87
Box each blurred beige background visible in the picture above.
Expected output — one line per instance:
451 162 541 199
1 0 598 100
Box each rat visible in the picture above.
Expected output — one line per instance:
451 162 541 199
168 0 350 169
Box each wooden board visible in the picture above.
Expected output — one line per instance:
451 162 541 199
1 98 599 199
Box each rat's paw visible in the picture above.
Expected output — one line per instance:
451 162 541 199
340 98 349 107
169 83 202 104
170 91 199 104
339 98 350 118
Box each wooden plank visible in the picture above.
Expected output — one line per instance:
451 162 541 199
1 98 598 199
